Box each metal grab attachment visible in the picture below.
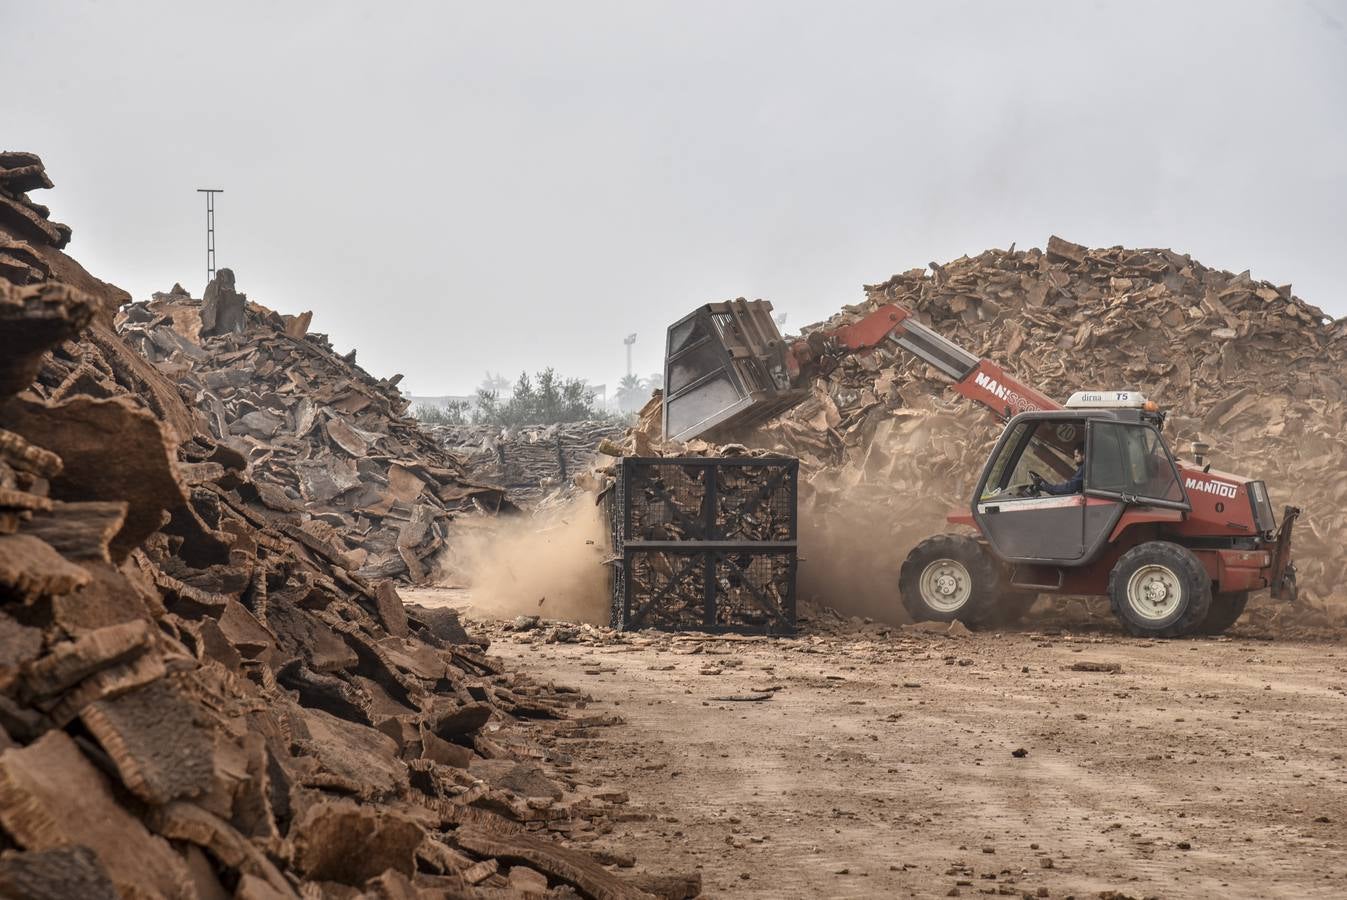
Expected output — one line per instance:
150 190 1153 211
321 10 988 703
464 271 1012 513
662 300 805 442
1270 505 1300 600
663 299 1008 442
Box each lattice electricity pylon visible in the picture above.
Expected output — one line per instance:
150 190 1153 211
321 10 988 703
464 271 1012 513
196 188 223 285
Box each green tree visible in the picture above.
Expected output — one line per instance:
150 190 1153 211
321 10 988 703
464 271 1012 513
615 373 648 414
413 400 470 425
472 368 611 426
478 371 511 395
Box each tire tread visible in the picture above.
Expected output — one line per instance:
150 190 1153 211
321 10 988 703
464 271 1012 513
1107 541 1212 638
1196 591 1249 635
900 534 998 623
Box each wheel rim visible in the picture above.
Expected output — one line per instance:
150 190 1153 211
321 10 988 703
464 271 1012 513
919 558 973 612
1125 564 1184 621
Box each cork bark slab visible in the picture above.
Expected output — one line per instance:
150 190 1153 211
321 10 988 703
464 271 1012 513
453 825 654 900
80 678 215 805
0 730 193 899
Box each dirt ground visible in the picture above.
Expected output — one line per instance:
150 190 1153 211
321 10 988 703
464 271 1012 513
405 588 1347 899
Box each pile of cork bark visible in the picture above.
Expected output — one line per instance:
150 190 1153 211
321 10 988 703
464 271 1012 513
117 282 513 584
427 421 624 506
0 151 71 283
0 152 692 899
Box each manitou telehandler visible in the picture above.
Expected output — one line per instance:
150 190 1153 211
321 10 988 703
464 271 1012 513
663 300 1299 637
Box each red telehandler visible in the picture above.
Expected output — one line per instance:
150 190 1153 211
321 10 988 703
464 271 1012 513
663 299 1299 637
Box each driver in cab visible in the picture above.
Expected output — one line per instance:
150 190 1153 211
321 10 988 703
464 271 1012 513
1033 444 1084 496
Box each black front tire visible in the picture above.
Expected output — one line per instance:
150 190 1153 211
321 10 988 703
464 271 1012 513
1107 541 1212 638
900 534 998 624
1196 591 1249 635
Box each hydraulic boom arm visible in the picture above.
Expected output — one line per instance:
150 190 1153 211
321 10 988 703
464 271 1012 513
662 298 1059 442
787 304 1061 421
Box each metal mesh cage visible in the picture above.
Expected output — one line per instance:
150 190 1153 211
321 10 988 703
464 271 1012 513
713 552 796 628
609 457 797 547
605 457 798 634
611 549 795 633
712 464 796 542
625 463 709 542
611 550 709 631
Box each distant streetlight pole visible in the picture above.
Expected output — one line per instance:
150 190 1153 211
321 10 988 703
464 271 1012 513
196 188 223 285
624 333 637 379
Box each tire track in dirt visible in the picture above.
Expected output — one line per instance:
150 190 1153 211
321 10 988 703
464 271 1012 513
479 626 1347 898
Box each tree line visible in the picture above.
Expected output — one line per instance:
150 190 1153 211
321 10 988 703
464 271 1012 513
413 369 661 427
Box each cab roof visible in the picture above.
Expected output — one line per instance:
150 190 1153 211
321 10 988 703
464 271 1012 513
1008 408 1157 426
1064 390 1151 410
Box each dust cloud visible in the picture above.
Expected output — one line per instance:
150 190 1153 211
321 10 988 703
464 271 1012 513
796 496 950 626
793 453 972 625
434 495 611 625
780 398 994 625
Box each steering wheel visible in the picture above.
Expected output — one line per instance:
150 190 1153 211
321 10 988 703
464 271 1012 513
1027 471 1047 495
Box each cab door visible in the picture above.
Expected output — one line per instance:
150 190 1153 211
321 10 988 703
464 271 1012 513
972 419 1088 563
1083 420 1189 557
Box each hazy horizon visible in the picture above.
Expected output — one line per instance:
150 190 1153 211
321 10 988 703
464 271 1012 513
6 1 1344 396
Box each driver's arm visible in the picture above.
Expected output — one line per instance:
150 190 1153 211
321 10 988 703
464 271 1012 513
1042 467 1084 495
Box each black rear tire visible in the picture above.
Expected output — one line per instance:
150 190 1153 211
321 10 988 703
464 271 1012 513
1196 591 1249 635
1107 541 1212 638
900 534 998 624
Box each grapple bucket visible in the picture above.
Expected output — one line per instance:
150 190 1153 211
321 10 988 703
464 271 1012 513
662 299 806 442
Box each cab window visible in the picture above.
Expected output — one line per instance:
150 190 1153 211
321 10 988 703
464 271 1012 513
981 420 1079 499
1087 422 1184 504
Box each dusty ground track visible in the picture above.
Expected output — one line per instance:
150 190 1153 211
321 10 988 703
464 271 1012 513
410 590 1347 899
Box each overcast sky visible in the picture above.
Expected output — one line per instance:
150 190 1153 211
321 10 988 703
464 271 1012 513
6 1 1345 397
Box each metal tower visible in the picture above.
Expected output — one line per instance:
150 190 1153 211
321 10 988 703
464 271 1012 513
196 188 223 285
624 333 637 378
